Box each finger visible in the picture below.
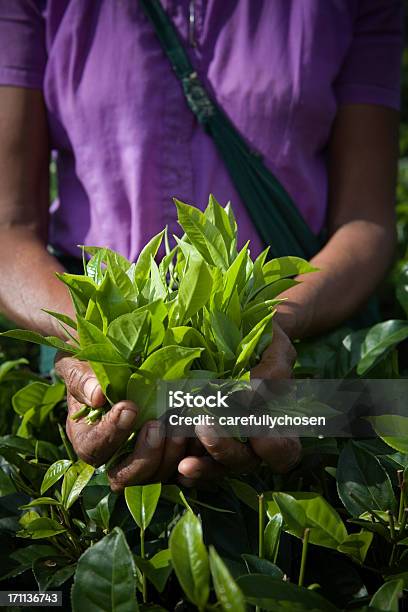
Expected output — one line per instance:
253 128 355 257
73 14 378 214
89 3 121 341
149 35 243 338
66 398 139 466
194 424 260 473
250 436 302 473
154 435 186 482
55 353 105 407
251 324 296 380
178 473 220 491
108 421 165 492
185 437 206 457
178 455 227 482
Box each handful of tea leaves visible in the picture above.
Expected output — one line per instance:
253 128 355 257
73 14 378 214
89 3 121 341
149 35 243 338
2 196 316 429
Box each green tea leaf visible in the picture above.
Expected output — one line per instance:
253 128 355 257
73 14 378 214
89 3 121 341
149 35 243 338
61 461 95 510
336 441 396 517
210 310 241 361
134 230 165 286
20 497 62 509
264 514 283 563
227 479 259 512
84 246 131 272
41 459 72 494
77 316 131 401
163 326 216 371
17 517 66 539
71 527 138 612
369 579 403 611
139 346 202 379
0 330 77 354
356 320 408 375
262 256 318 283
169 512 210 610
338 530 373 564
42 310 78 330
205 195 237 260
108 311 150 360
75 343 130 365
241 554 283 578
124 483 161 531
176 258 213 324
134 549 172 594
236 574 338 611
274 492 347 549
222 242 250 305
367 415 408 453
12 381 65 417
209 546 246 612
234 312 274 374
56 273 97 315
175 199 228 269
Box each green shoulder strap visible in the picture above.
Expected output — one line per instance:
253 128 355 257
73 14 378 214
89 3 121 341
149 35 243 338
140 0 323 259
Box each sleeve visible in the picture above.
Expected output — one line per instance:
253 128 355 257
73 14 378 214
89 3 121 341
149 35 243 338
0 0 46 90
334 0 404 110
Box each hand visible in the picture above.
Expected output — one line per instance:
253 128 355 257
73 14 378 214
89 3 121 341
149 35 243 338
55 353 187 491
177 321 302 486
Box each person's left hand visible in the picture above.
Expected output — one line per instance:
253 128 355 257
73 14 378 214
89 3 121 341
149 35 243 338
177 320 302 486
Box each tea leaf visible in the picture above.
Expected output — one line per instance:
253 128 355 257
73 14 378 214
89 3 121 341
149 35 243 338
0 330 77 354
125 483 161 531
274 492 347 549
41 459 72 494
236 574 338 611
369 579 403 611
176 258 213 324
336 442 396 517
356 320 408 374
169 512 210 610
210 546 246 612
71 527 138 612
134 549 172 593
61 461 95 510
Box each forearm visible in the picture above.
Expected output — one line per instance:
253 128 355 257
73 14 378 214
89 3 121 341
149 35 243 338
277 105 399 340
0 227 73 337
277 219 396 340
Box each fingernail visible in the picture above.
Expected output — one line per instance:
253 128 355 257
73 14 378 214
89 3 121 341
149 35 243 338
84 377 99 403
116 406 138 430
146 423 163 448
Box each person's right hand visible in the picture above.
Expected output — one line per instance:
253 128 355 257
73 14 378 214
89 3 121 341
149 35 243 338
54 353 188 490
55 352 139 466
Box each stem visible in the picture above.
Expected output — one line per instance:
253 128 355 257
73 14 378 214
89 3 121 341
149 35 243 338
258 494 265 559
105 432 136 470
298 528 310 587
388 511 398 567
86 408 103 423
58 424 76 463
389 544 397 567
398 471 405 524
388 511 396 541
400 508 408 534
140 528 147 603
70 405 91 421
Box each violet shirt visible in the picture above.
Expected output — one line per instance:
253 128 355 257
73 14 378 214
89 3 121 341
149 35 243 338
0 0 403 260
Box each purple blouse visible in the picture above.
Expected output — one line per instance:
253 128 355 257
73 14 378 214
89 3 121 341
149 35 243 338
0 0 403 260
